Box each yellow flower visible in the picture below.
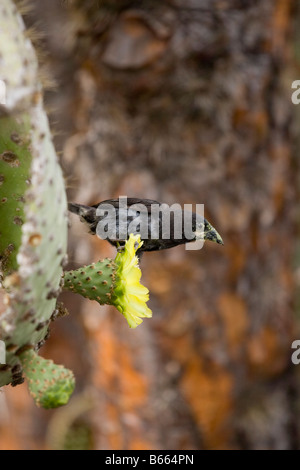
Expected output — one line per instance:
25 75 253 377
113 234 152 328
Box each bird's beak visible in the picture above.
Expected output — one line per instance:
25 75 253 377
195 222 224 245
204 228 224 245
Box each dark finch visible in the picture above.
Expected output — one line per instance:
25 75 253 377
68 198 223 255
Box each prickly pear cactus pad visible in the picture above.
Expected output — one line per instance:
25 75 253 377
19 349 75 409
64 234 152 329
0 116 32 274
64 259 117 305
0 0 72 407
0 1 152 408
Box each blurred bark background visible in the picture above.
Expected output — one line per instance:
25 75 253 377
1 0 299 449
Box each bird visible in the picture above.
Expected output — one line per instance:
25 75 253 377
68 198 223 255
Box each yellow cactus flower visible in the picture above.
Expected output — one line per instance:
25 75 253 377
113 234 152 328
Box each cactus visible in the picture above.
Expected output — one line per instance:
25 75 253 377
19 349 75 409
64 234 152 329
0 116 32 274
63 260 116 305
0 1 152 408
0 0 71 406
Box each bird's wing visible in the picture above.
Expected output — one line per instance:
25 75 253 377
92 198 161 211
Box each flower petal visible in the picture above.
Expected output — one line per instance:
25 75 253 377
113 234 152 328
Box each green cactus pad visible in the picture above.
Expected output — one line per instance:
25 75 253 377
20 349 75 409
0 0 39 112
64 235 152 329
63 259 117 305
0 115 32 273
0 0 69 392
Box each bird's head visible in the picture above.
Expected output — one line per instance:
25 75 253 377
194 218 224 245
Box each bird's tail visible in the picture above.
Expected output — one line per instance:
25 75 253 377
68 202 91 215
68 202 98 233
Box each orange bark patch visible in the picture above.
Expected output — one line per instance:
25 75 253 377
247 327 290 379
180 356 233 449
218 293 249 359
119 350 148 411
0 383 39 450
271 0 292 55
85 306 151 449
